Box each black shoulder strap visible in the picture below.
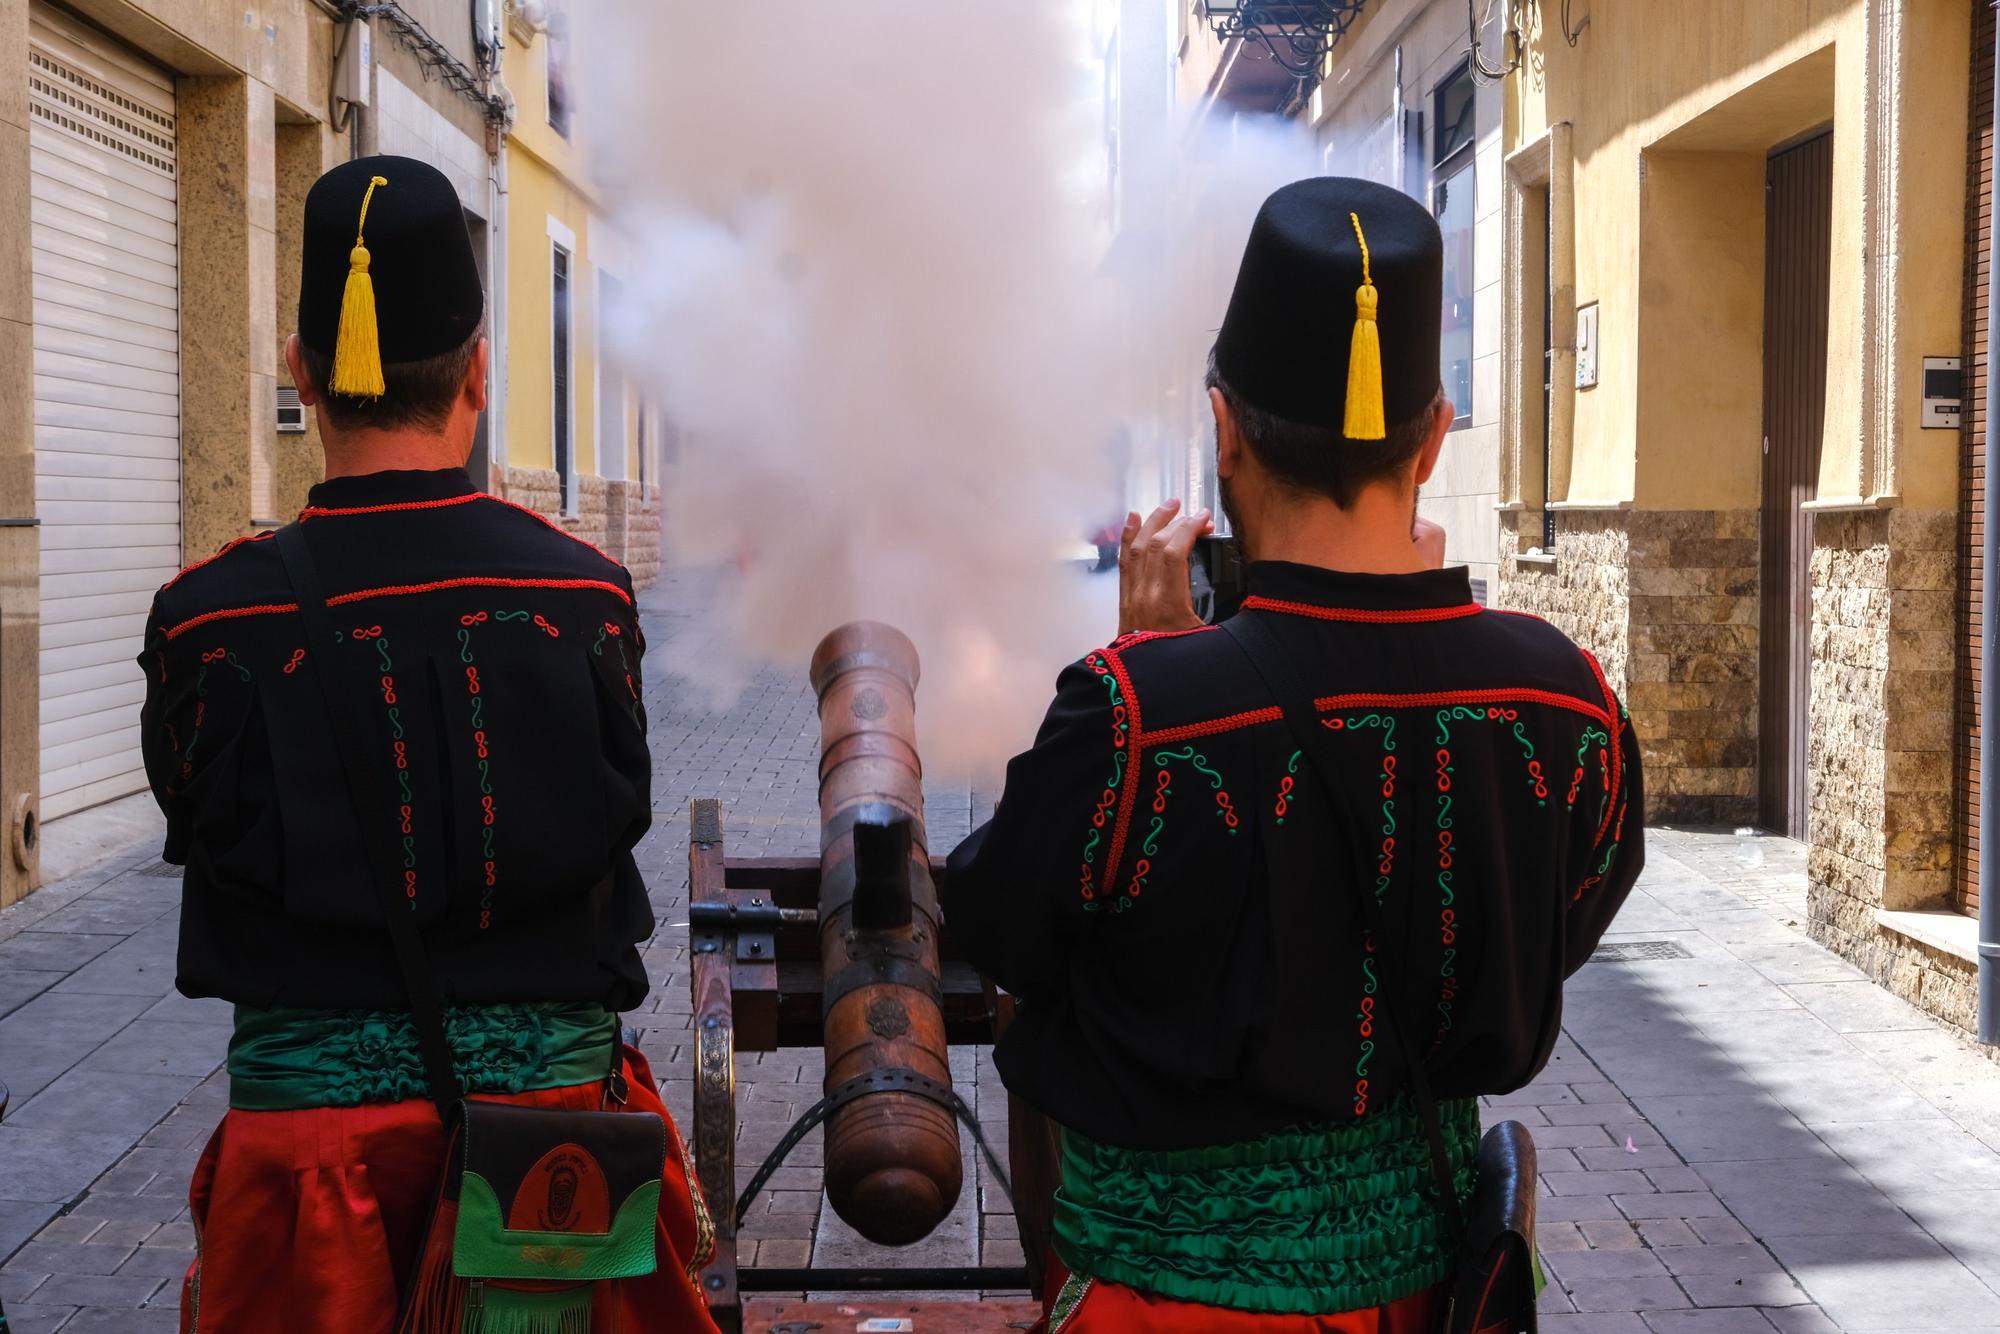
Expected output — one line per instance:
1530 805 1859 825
1220 612 1468 1244
273 522 460 1122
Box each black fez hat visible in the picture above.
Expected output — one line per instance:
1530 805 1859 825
1213 176 1442 438
299 155 484 395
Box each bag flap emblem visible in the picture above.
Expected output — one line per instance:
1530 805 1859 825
509 1142 612 1235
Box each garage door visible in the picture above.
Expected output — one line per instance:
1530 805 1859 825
29 3 180 819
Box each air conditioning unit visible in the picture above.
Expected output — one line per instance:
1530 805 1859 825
277 385 307 433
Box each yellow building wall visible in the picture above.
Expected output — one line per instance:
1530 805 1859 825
1508 1 1873 510
501 23 649 490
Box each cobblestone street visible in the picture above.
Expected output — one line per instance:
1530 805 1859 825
4 569 2000 1331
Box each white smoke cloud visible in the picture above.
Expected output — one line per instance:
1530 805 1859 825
576 3 1326 775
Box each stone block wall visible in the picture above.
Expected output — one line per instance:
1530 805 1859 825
1498 510 1631 692
626 492 663 589
501 466 661 590
1500 510 1758 823
1807 507 1970 1029
1624 511 1760 825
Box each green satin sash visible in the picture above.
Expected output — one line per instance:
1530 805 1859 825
227 1001 616 1111
1053 1096 1481 1315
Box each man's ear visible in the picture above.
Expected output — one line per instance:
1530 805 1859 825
463 336 490 414
284 333 317 408
1211 386 1243 479
1412 397 1452 487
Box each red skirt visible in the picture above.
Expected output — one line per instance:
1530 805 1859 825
1041 1257 1505 1333
178 1045 718 1333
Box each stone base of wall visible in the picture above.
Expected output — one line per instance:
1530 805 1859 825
1500 509 1758 824
502 466 662 589
1809 882 1978 1031
1807 507 1965 1031
1626 510 1760 825
1499 509 1631 693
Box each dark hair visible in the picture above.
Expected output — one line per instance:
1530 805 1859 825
297 327 482 433
1205 348 1445 510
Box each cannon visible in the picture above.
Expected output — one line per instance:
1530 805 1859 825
686 622 1049 1333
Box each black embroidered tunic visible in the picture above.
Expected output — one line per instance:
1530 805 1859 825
943 562 1643 1151
139 468 654 1012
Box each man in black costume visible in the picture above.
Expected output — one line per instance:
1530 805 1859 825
945 176 1641 1332
142 156 715 1332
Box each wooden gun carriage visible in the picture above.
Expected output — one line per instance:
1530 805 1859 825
684 624 1053 1334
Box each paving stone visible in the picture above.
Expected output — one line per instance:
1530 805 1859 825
1641 1312 1780 1332
1565 1275 1692 1312
2 1239 134 1277
7 1071 198 1141
0 970 64 1022
114 1243 193 1279
1544 1246 1672 1282
1691 1216 1759 1247
1614 1191 1732 1221
0 1303 79 1334
0 1201 66 1256
58 1307 180 1332
0 932 124 976
1764 1230 2000 1329
1545 1168 1654 1196
1760 1308 1839 1334
1542 1318 1648 1334
1536 1221 1589 1252
1577 1219 1644 1249
1692 1159 1907 1239
1679 1271 1809 1309
1539 1194 1627 1222
1637 1218 1702 1248
1646 1167 1709 1193
0 1036 84 1106
0 1127 143 1204
25 1269 164 1307
76 1021 227 1079
1658 1243 1784 1278
0 992 155 1050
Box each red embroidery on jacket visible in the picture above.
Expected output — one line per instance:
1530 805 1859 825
160 531 276 591
1241 596 1482 624
299 494 484 519
160 578 632 640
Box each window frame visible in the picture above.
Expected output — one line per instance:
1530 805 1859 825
1429 60 1478 432
551 239 577 516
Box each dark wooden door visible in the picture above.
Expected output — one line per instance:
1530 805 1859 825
1759 133 1832 838
1957 1 1993 917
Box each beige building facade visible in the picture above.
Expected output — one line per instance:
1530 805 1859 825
1496 0 1985 1032
0 0 513 907
492 8 661 588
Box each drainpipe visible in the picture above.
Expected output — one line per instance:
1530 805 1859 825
489 123 510 494
1391 44 1404 194
1981 3 2000 1046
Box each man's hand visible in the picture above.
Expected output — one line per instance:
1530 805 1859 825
1118 500 1213 636
1414 516 1447 570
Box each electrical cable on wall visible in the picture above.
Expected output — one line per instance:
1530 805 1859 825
1465 0 1522 83
1561 0 1590 47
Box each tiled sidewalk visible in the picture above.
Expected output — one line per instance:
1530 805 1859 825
2 567 1999 1331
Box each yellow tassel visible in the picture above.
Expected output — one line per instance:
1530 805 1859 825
331 174 389 398
1342 210 1387 441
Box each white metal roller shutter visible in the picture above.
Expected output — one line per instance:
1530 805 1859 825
29 3 180 819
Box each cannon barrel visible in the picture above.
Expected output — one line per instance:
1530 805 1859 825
809 622 962 1245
